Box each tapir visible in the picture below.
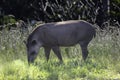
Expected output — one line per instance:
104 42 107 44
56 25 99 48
25 20 96 63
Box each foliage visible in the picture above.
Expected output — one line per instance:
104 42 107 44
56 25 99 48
110 0 120 22
0 15 16 24
0 15 17 30
0 0 120 27
0 25 120 79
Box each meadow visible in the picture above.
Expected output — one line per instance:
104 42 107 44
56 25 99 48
0 26 120 80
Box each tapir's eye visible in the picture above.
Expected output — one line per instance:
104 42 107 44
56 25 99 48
31 40 37 46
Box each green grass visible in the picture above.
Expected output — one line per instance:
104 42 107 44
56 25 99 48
0 28 120 80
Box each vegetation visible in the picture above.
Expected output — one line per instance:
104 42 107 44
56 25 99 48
0 0 120 26
0 0 120 79
110 0 120 21
0 26 120 80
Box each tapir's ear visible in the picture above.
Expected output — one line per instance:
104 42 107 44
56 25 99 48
31 40 37 45
23 40 27 45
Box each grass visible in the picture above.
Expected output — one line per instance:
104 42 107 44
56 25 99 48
0 27 120 80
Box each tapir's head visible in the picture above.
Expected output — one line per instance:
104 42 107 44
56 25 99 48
24 34 41 64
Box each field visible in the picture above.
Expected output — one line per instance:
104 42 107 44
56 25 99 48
0 27 120 80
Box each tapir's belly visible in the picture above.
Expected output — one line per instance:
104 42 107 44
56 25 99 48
43 32 82 47
44 38 79 47
57 35 80 46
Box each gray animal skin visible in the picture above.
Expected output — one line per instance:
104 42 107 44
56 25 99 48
25 20 96 63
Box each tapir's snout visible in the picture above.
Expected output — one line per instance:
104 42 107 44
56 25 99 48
28 57 34 64
27 51 37 64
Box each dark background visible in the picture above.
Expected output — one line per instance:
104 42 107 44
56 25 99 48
0 0 120 29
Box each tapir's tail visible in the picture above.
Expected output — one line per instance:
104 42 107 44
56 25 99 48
93 24 98 38
93 32 96 38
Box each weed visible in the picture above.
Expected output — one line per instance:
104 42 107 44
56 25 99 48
0 26 120 79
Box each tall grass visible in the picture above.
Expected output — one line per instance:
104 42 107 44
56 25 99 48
0 26 120 80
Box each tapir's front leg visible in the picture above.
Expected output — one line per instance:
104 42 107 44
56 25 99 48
44 47 51 62
52 46 63 62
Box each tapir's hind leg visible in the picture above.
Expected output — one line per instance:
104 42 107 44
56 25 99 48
44 47 51 62
52 46 63 62
79 41 89 60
